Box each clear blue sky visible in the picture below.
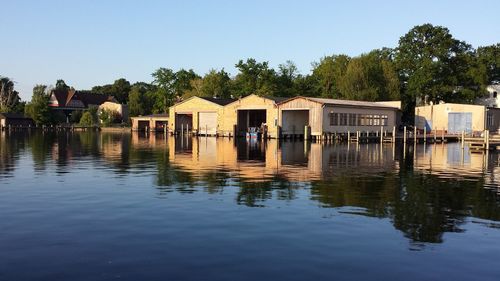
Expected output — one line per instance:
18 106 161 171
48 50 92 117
1 0 499 100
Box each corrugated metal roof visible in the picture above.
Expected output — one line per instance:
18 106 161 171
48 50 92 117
199 97 236 106
292 97 400 110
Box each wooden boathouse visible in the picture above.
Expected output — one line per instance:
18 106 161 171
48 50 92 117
277 96 401 139
221 94 287 138
131 114 169 131
168 96 234 136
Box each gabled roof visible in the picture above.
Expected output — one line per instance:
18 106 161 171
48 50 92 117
279 96 401 110
198 97 236 106
50 89 116 108
225 94 290 106
172 96 236 107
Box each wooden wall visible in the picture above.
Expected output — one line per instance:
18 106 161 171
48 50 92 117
168 97 224 133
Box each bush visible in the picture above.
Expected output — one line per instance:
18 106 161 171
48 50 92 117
79 111 94 126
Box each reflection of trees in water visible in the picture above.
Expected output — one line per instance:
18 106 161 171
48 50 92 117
3 132 500 245
0 131 28 177
309 171 500 244
235 178 300 207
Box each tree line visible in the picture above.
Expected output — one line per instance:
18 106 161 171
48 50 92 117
1 23 498 125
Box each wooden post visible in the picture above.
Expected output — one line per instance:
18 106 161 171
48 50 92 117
424 126 427 143
442 127 445 142
461 130 465 149
356 131 360 143
348 130 351 142
433 128 436 142
181 124 184 136
392 126 396 143
380 126 383 143
403 126 407 144
304 126 309 141
414 126 417 143
486 130 490 150
187 123 189 135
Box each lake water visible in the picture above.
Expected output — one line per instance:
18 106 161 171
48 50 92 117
1 131 500 281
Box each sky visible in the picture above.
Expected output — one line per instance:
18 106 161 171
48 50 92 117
1 0 499 100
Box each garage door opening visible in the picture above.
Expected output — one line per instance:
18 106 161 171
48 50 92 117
198 112 217 136
155 120 168 131
175 113 193 133
237 109 267 137
281 110 309 138
137 120 150 131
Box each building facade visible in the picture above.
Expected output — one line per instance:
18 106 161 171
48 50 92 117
415 103 500 134
278 97 401 137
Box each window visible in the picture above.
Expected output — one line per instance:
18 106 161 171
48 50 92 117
373 114 380 126
368 115 373 126
349 113 357 126
487 113 494 127
494 92 498 98
330 113 338 126
339 113 348 126
381 115 388 126
359 114 366 126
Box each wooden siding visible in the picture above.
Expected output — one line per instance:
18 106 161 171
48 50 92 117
222 94 280 138
322 105 398 133
278 97 323 136
168 97 224 133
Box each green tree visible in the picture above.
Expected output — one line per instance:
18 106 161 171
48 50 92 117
174 69 200 98
233 58 278 97
92 78 131 104
276 60 300 97
25 85 52 125
311 54 350 98
475 44 500 85
200 69 232 98
395 24 481 120
0 76 22 113
339 51 400 101
79 111 94 126
55 79 70 91
128 82 156 116
151 67 176 113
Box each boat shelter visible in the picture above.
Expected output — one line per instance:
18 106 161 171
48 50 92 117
0 113 35 128
131 114 169 131
415 103 500 135
168 96 234 135
278 97 401 138
221 94 287 138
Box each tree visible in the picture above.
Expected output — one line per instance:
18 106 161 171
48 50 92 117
55 79 70 91
174 69 200 98
233 58 278 97
128 82 156 116
311 55 350 98
0 76 22 113
79 111 94 126
395 23 481 116
276 61 300 97
25 85 52 125
339 51 400 101
92 78 131 104
151 68 176 113
200 69 232 98
475 44 500 85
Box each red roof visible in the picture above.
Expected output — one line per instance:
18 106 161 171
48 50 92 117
50 89 117 108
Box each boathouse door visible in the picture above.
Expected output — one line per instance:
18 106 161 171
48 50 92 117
448 112 472 134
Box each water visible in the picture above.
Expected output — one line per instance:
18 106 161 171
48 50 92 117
1 131 500 281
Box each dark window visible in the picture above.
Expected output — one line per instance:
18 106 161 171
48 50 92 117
330 113 338 126
494 91 498 98
339 113 348 126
